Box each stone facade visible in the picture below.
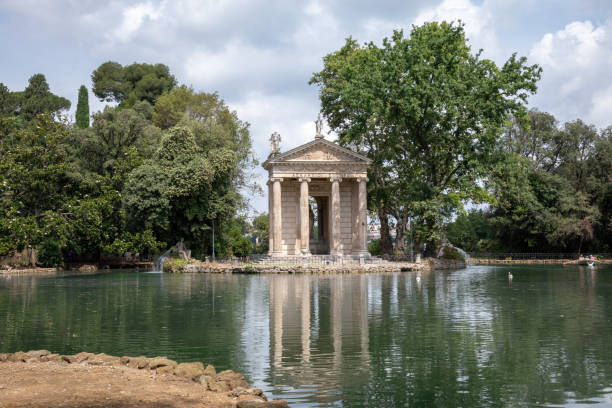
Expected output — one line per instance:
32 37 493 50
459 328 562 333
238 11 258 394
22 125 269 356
262 124 371 257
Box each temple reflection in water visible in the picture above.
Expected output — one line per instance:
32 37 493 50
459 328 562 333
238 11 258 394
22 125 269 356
267 274 373 384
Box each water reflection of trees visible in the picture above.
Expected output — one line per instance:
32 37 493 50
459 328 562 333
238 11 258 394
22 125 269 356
0 272 253 373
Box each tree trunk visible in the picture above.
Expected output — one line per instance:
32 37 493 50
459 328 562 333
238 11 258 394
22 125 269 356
379 210 393 255
394 214 408 253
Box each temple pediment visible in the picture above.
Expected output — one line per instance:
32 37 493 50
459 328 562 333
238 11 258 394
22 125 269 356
263 138 370 169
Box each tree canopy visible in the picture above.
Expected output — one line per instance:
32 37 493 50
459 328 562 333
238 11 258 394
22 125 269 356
91 61 177 108
310 21 541 254
447 109 611 253
0 74 70 120
1 64 256 265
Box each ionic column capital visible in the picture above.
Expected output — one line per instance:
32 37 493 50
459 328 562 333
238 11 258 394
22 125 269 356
269 177 284 184
298 177 311 183
355 176 369 183
330 176 342 183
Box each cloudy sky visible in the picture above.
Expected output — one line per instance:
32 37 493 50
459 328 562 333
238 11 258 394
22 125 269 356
1 0 611 213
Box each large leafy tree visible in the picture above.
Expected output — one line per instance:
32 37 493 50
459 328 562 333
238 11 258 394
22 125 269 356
0 114 119 258
488 152 598 252
493 111 607 252
91 61 176 107
68 106 161 185
154 86 258 202
310 21 541 254
123 126 239 255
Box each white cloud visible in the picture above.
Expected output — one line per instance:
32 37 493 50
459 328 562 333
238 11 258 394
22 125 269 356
229 90 327 213
4 0 612 212
110 1 164 42
414 0 501 60
528 20 612 127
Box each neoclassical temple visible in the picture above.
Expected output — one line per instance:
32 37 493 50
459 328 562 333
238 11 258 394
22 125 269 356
263 118 371 257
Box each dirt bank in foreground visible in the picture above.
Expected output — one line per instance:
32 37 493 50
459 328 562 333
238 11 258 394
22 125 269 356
0 351 288 408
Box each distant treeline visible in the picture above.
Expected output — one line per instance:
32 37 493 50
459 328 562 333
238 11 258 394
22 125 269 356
446 110 611 254
0 63 268 267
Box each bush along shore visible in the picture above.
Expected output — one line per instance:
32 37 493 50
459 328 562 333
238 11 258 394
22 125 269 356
0 350 288 408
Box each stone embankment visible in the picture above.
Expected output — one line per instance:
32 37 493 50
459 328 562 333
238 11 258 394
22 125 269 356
166 261 425 274
0 350 288 408
164 258 465 274
431 259 467 269
472 258 612 265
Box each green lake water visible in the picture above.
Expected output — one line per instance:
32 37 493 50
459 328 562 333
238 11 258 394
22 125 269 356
1 265 612 407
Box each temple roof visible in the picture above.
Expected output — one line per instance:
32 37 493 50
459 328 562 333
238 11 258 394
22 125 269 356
262 138 371 171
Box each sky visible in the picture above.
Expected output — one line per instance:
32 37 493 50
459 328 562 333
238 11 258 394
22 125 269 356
1 0 612 214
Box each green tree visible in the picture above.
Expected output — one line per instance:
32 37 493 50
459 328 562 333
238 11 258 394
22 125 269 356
252 213 269 253
0 83 18 116
492 111 605 252
227 221 253 257
91 61 176 107
13 74 71 120
0 114 71 221
75 85 89 128
489 151 598 252
154 86 258 205
123 125 240 255
446 210 498 253
69 106 161 186
310 21 541 254
502 109 559 169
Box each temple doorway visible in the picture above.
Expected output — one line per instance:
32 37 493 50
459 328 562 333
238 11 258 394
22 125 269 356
309 196 329 254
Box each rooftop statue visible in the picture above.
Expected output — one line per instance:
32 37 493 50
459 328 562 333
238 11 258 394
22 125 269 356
270 131 281 155
315 114 324 139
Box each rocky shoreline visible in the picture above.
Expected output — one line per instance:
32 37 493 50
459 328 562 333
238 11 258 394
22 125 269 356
0 258 467 276
163 259 466 274
0 350 287 407
472 258 612 265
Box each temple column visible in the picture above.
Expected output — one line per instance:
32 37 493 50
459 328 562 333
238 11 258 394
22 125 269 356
299 178 311 255
358 177 369 256
268 180 274 254
271 178 283 256
330 177 342 256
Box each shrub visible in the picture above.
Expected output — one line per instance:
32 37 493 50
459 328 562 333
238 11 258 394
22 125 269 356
37 239 63 267
164 257 195 272
368 239 382 256
231 235 252 257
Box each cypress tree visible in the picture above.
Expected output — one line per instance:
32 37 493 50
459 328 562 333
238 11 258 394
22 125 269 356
75 85 89 128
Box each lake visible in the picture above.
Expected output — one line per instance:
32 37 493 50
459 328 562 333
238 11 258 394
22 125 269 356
1 265 612 407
